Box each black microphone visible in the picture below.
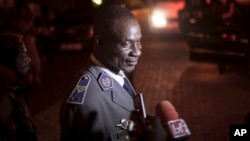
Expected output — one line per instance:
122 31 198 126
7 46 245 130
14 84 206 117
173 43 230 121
133 93 147 119
155 101 191 141
129 94 168 141
128 94 147 139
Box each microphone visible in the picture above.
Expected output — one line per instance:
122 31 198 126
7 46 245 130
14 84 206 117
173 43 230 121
128 94 147 139
129 93 159 141
133 93 147 119
155 101 191 141
129 94 168 141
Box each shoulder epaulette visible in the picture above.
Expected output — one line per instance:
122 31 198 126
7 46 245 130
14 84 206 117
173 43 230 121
67 74 91 104
98 72 113 91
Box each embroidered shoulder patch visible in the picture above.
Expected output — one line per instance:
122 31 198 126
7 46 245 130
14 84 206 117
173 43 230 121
98 72 113 91
67 74 91 104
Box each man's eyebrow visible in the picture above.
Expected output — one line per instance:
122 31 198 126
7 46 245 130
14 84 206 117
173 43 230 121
125 36 142 41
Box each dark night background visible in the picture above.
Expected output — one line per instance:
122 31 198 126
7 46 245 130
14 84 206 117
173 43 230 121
1 0 250 141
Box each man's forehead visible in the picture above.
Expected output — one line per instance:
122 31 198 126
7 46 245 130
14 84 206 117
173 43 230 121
113 19 140 34
110 31 141 43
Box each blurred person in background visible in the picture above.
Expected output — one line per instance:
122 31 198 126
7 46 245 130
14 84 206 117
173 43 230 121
0 0 43 90
0 32 38 141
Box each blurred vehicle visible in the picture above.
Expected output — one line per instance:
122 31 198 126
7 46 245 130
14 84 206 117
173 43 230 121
178 0 250 73
125 0 148 9
148 0 185 34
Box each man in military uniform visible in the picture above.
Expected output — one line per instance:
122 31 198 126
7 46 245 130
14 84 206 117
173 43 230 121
60 4 166 141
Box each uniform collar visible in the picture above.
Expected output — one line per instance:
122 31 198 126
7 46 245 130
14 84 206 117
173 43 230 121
90 54 125 86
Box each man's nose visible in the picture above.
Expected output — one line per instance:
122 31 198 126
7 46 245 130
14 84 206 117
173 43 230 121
131 43 141 56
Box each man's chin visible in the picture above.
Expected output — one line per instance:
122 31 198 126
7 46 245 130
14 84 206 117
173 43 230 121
122 66 136 74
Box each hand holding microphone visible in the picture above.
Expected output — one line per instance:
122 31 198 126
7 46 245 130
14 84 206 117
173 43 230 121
155 101 191 141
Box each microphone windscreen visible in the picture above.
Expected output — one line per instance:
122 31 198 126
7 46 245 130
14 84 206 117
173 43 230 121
155 101 179 124
156 101 191 140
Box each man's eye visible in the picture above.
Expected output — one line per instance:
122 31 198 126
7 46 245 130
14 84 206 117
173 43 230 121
121 42 132 47
135 40 141 45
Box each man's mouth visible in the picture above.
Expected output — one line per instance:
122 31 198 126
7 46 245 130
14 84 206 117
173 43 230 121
126 60 138 66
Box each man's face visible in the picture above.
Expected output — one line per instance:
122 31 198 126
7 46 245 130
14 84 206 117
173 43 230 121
101 19 142 74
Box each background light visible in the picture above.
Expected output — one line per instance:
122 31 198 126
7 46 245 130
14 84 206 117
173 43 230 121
92 0 102 5
151 10 167 28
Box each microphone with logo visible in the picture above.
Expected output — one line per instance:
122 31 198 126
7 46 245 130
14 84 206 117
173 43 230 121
155 101 191 141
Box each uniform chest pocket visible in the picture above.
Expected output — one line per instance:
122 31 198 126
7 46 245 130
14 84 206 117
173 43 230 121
108 130 130 141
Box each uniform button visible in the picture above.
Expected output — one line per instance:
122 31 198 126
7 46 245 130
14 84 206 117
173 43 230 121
125 135 129 140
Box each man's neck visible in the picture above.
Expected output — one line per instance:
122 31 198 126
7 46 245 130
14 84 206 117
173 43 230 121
91 54 121 74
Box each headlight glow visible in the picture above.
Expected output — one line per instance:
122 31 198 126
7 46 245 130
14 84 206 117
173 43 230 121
150 10 167 28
